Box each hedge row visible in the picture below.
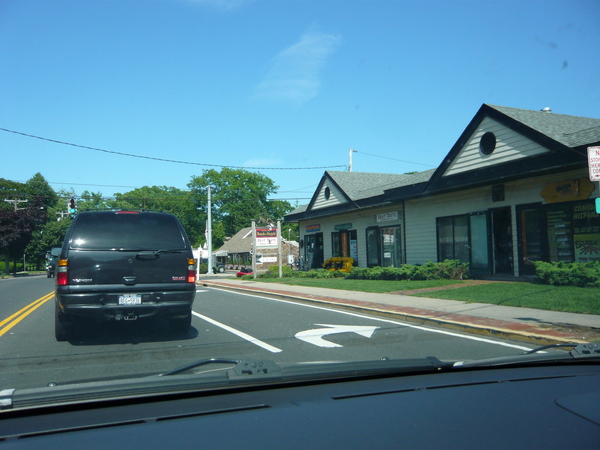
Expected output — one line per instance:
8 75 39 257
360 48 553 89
255 260 468 281
534 261 600 288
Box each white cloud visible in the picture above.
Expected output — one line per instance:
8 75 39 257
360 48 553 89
253 30 341 104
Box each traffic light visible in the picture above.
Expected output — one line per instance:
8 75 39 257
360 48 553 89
69 197 77 214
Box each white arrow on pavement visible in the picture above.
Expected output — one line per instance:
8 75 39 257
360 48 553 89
295 324 379 348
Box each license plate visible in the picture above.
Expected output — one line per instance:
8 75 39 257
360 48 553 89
118 294 142 305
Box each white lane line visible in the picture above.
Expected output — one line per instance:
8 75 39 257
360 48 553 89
191 311 282 353
196 290 210 293
209 288 534 352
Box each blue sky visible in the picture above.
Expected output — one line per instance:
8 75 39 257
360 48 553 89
1 0 599 205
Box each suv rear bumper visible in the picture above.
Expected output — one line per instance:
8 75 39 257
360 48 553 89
56 289 195 321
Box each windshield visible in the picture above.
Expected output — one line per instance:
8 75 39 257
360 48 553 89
1 0 599 401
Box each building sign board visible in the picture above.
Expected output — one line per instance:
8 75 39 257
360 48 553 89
306 224 321 233
540 178 594 203
256 228 277 247
334 223 352 231
588 146 600 181
377 211 399 223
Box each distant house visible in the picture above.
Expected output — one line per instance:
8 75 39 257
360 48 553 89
285 104 600 278
215 226 300 270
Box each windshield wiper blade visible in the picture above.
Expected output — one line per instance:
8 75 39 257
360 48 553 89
158 358 281 378
453 343 600 369
158 358 239 376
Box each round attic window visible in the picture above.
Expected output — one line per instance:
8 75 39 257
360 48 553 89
324 187 331 200
479 132 496 155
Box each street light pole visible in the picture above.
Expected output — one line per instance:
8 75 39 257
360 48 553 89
207 185 212 274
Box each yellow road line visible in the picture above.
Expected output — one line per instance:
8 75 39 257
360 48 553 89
0 292 54 337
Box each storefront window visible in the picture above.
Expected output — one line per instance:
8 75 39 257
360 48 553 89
547 203 574 262
381 227 402 267
437 215 469 263
571 200 600 263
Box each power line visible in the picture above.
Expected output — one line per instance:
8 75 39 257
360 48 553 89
356 150 436 167
0 127 346 171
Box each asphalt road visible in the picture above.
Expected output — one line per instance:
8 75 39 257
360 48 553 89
0 275 537 390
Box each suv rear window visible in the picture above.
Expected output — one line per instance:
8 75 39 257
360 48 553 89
70 212 186 250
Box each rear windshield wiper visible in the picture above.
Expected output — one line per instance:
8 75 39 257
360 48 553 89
113 248 184 255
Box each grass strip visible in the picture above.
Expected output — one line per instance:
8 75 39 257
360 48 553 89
249 278 463 293
411 283 600 315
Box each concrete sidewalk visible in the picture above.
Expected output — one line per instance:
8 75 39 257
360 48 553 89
198 274 600 346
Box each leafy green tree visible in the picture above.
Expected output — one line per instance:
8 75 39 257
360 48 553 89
112 186 203 246
0 192 47 274
24 173 59 209
25 216 72 270
188 169 294 247
78 190 111 211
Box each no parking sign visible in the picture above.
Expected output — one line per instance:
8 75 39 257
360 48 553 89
589 147 600 213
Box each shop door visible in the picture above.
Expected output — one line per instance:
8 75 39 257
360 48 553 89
469 213 492 275
304 233 324 269
516 203 547 276
491 207 513 274
381 227 402 267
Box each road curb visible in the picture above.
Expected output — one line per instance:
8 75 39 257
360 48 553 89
198 281 591 346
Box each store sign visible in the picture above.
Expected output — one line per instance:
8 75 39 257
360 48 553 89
540 178 595 203
335 223 352 231
256 228 277 247
306 224 320 233
377 211 399 223
588 146 600 181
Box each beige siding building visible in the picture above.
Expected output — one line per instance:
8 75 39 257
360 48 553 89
285 104 600 278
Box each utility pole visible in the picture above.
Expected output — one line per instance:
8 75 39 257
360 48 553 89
3 199 28 211
207 185 212 274
348 148 357 172
277 220 282 278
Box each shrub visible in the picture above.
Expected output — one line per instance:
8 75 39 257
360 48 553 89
345 261 467 281
534 261 600 287
256 264 303 278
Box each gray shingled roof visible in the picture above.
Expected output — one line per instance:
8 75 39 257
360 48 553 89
488 104 600 148
216 227 252 254
326 169 435 201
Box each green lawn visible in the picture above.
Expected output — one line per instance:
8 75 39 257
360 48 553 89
412 283 600 315
249 277 600 315
253 277 463 293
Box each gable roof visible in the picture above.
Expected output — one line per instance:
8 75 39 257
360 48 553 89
490 105 600 148
419 104 600 196
286 169 435 222
285 104 600 222
216 227 252 254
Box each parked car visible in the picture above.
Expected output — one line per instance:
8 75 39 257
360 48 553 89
236 267 253 277
54 211 197 341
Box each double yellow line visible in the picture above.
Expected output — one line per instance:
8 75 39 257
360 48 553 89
0 292 54 337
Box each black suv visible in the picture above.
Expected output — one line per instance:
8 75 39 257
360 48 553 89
54 211 197 341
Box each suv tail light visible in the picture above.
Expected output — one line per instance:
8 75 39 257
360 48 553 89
187 259 196 283
57 259 69 286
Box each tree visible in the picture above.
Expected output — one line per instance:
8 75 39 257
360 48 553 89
24 173 59 210
78 190 110 211
0 195 47 274
188 169 294 246
112 186 203 246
